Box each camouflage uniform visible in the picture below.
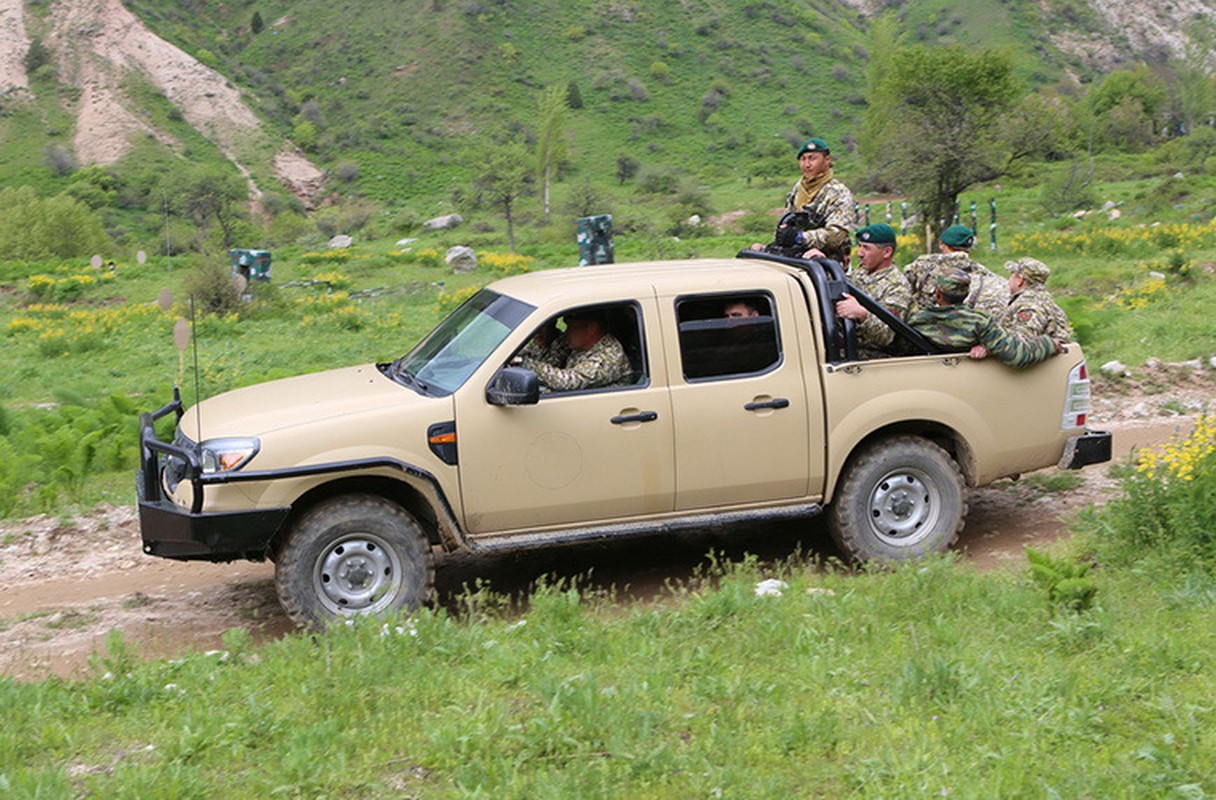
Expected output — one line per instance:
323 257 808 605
907 305 1058 368
1003 285 1073 341
904 252 1008 316
848 264 912 357
519 335 571 367
1002 258 1073 341
521 334 630 392
777 175 855 262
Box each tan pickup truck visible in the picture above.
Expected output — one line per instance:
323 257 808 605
138 253 1111 626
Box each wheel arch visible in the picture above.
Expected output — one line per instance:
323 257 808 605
270 475 459 557
826 420 976 503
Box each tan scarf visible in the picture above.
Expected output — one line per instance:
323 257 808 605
793 168 834 210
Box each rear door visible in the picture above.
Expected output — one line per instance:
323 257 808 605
661 280 814 510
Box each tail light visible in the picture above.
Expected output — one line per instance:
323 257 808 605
1062 362 1091 429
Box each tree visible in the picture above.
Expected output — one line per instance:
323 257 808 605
159 165 249 250
0 187 110 260
1175 20 1216 133
251 11 265 34
1086 65 1167 150
476 140 531 252
535 84 568 225
862 41 1020 237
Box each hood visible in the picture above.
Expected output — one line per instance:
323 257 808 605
179 364 425 440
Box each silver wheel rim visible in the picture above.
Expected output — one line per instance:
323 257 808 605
866 467 941 547
313 532 404 616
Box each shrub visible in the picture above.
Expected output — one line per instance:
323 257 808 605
480 251 533 275
436 285 480 315
183 259 243 315
0 187 111 260
1086 414 1216 571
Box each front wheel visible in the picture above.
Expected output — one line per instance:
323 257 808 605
827 436 966 563
275 494 435 628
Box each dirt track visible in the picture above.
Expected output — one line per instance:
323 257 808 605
0 379 1208 682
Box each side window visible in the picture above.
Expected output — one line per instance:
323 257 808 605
676 293 781 381
513 302 647 394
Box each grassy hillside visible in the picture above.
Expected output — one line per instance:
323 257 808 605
112 0 1092 209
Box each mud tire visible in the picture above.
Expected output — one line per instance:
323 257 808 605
275 494 434 628
828 436 966 563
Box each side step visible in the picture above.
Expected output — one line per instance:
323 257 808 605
467 502 824 553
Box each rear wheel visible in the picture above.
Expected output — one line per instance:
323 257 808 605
828 436 966 563
275 494 434 628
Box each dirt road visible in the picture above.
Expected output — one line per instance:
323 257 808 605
0 380 1207 682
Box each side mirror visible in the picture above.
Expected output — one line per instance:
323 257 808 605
486 366 540 406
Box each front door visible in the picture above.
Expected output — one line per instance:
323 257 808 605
454 298 675 534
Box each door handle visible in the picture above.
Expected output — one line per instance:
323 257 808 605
744 398 790 411
611 410 658 424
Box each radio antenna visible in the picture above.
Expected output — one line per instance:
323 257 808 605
190 295 203 439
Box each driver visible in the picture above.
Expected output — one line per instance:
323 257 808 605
519 308 631 392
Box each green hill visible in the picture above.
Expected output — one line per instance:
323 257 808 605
2 0 1212 240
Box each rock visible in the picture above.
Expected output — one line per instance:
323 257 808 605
328 235 353 249
1210 356 1216 370
423 213 463 230
395 237 418 246
754 579 788 597
1108 208 1121 220
1101 200 1118 211
1073 210 1088 218
686 214 702 227
1148 271 1166 280
445 246 478 274
1174 171 1185 179
1144 357 1163 370
1100 360 1128 377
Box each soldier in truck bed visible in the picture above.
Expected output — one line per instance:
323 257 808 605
749 137 855 263
904 224 1007 316
907 268 1062 368
834 224 911 359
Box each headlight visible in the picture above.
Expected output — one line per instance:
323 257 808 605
200 438 260 473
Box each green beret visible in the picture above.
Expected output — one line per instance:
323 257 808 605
940 224 977 249
1006 257 1051 284
935 267 971 302
796 137 830 157
855 223 897 246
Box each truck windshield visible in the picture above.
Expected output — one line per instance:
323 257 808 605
390 289 534 396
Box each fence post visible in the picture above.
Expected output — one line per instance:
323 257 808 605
989 199 997 251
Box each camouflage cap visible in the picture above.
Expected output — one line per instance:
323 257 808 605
940 224 977 249
796 137 830 157
855 223 897 246
1006 257 1051 284
935 267 971 303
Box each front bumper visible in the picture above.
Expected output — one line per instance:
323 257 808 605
1058 430 1113 470
137 392 288 562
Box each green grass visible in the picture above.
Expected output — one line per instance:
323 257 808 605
0 556 1212 796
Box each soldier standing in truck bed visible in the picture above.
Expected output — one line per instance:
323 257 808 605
749 137 855 263
904 224 1007 316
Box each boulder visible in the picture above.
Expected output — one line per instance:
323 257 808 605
328 235 353 249
423 213 464 230
445 246 478 274
1100 360 1129 378
395 237 419 246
